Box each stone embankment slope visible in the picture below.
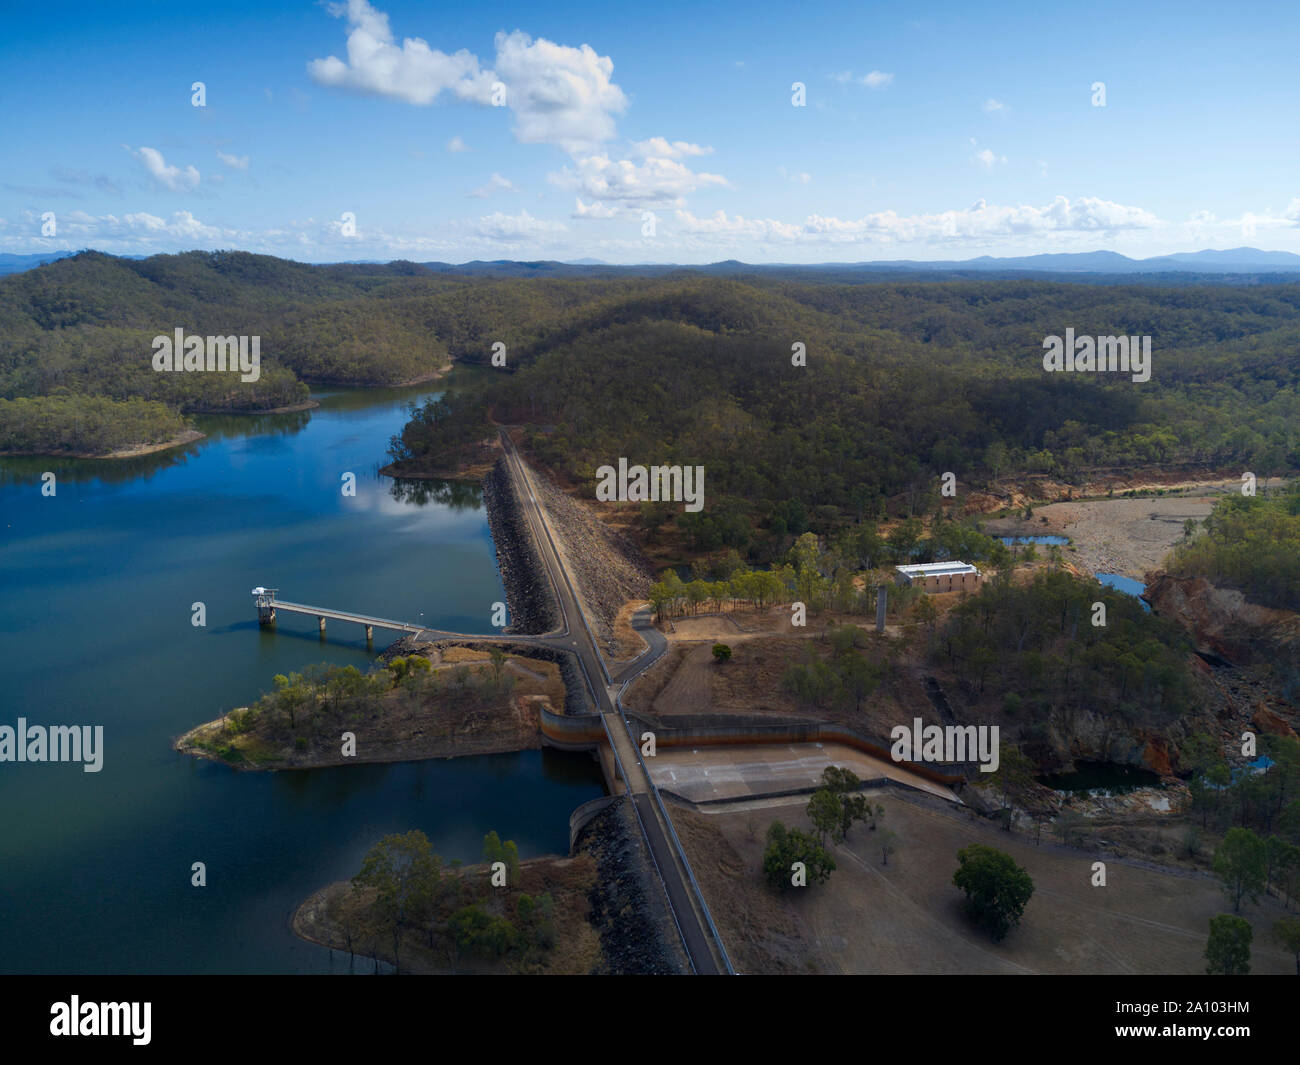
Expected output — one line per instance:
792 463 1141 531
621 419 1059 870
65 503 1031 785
481 458 560 635
523 464 655 660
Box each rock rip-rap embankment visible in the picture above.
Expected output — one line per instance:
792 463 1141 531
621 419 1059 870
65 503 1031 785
482 457 560 635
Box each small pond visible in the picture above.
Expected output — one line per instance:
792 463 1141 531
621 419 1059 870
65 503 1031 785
1095 572 1151 612
1038 760 1163 794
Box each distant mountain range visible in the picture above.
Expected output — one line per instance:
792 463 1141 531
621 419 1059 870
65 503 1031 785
0 251 78 275
411 247 1300 279
8 247 1300 280
847 248 1300 274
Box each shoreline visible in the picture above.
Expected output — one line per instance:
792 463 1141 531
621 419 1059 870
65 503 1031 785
0 427 206 460
191 399 321 416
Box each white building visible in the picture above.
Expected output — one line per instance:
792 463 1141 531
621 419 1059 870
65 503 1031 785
894 561 982 594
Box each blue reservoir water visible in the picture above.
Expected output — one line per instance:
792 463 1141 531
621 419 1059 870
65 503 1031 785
0 386 604 973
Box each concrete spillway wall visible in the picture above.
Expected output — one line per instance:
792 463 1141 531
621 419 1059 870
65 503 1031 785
538 707 977 790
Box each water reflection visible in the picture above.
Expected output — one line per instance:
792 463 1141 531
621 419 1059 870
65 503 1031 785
389 476 483 510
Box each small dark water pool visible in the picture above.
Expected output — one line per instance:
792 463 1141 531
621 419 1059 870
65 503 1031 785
999 535 1068 546
1038 760 1163 793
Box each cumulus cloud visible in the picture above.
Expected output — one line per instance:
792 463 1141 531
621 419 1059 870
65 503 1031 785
492 29 627 151
309 4 722 212
128 147 200 191
216 151 249 170
476 209 566 240
307 0 493 105
982 98 1006 113
556 152 727 207
308 4 627 152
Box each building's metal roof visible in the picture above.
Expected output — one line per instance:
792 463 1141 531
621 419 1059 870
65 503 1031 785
895 562 980 577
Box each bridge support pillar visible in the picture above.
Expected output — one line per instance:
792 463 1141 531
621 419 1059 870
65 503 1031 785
318 616 326 638
365 625 373 644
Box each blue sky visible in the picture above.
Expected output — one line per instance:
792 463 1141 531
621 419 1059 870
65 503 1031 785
4 0 1300 264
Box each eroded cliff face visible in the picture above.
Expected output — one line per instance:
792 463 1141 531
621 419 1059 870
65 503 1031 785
1026 701 1216 777
1143 573 1299 742
1143 573 1299 666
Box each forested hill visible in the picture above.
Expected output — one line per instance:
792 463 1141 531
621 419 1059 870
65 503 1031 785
6 250 1300 468
390 274 1300 557
0 250 463 453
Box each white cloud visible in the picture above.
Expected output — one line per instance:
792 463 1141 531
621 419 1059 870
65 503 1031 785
128 146 200 191
982 98 1006 113
308 5 628 153
491 30 627 151
673 209 803 241
555 152 728 206
573 198 620 219
308 4 724 208
630 137 712 160
216 151 249 170
674 196 1160 246
468 173 516 198
777 165 811 184
476 209 566 240
970 138 1007 168
307 0 493 105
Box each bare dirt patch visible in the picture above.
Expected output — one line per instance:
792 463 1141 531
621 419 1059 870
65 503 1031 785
987 493 1224 579
675 793 1296 974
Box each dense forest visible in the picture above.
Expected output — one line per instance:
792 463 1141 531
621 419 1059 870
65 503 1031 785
929 569 1195 734
7 251 1300 471
0 250 458 453
390 274 1300 553
1168 484 1300 610
0 394 188 455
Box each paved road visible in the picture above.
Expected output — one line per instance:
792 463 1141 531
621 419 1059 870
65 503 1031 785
496 431 725 975
267 433 724 974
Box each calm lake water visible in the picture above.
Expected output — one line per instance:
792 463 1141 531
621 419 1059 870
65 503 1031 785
0 386 604 974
